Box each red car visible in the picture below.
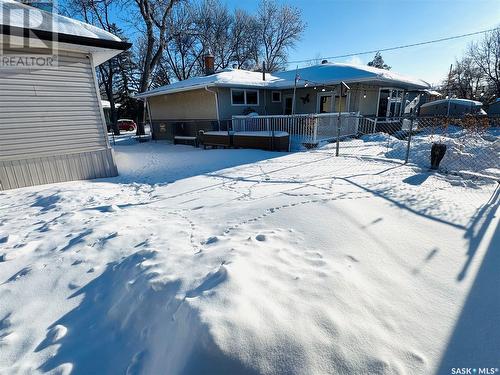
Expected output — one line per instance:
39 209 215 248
117 119 137 132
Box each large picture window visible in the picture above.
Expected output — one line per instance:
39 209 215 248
231 89 259 106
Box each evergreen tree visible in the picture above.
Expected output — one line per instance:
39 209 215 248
367 52 391 70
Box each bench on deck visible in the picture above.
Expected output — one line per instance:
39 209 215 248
173 135 198 147
199 131 233 149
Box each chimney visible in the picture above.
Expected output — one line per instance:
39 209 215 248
262 61 266 81
321 59 328 64
204 53 215 75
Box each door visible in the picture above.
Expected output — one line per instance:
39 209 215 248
377 89 404 117
318 93 348 113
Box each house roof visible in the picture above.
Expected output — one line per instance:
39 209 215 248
0 0 131 63
136 62 430 98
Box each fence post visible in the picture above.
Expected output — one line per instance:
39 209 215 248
336 113 341 157
405 116 414 164
313 116 318 144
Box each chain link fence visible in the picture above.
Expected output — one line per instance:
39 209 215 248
331 114 500 181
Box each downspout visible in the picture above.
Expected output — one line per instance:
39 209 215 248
145 97 153 139
205 86 220 130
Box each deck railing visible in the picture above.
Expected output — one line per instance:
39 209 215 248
232 112 360 150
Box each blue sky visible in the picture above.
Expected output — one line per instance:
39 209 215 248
224 0 500 85
65 0 500 86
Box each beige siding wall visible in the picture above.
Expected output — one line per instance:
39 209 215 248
351 84 380 116
148 89 217 120
0 48 117 190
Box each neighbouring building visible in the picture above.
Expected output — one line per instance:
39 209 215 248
487 98 500 116
0 0 131 190
419 98 486 116
136 56 431 141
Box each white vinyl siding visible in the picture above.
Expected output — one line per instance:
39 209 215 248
0 50 108 161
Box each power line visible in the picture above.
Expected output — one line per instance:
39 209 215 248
288 27 499 65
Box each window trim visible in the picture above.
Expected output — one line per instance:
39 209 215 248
230 88 246 106
316 91 350 113
271 91 282 103
245 89 259 106
376 87 405 118
231 88 260 106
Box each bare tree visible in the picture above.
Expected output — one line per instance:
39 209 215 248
448 56 483 99
467 28 500 101
193 0 234 70
135 0 178 92
163 2 202 81
133 0 179 133
257 0 305 72
231 9 259 70
67 0 124 135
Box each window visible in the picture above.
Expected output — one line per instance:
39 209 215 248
231 89 245 105
272 91 281 102
231 89 259 106
246 90 258 105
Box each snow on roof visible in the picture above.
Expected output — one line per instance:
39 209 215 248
137 63 430 98
137 69 279 98
423 89 442 96
420 98 483 108
0 0 121 42
272 63 429 89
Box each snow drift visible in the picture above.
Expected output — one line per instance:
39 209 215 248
0 133 498 374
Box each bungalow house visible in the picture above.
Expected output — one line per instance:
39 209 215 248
0 0 131 190
136 56 430 141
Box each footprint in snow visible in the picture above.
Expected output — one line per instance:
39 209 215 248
255 234 266 242
0 313 13 341
185 265 228 298
3 266 31 284
35 324 67 352
346 255 359 263
203 236 218 245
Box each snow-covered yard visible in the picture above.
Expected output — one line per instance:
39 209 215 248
0 135 498 374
